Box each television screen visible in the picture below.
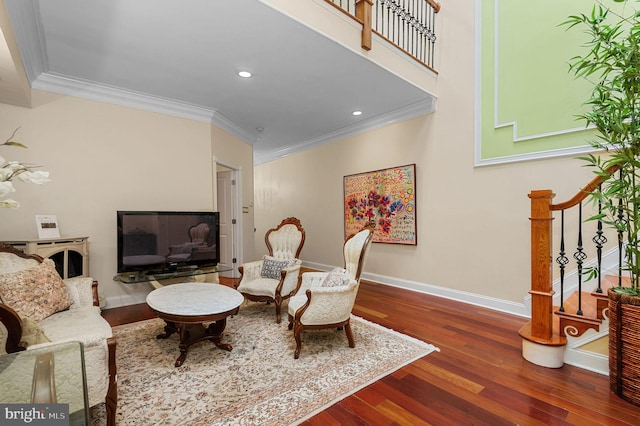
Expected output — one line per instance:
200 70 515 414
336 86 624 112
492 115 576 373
117 211 220 274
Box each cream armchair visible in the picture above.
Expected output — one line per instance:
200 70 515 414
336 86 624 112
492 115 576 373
237 217 305 323
0 244 117 425
287 222 374 359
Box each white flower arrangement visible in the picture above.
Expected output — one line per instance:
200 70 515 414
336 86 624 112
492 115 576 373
0 128 50 208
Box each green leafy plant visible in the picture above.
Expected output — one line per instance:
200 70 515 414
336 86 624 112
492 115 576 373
563 0 640 296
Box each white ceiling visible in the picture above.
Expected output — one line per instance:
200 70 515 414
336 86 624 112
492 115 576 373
3 0 436 164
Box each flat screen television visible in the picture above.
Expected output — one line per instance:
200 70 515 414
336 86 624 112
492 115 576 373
117 211 220 274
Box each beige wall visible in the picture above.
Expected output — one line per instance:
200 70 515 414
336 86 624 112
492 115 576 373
0 90 253 306
254 0 596 308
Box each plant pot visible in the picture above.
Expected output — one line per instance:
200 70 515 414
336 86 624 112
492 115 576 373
608 288 640 407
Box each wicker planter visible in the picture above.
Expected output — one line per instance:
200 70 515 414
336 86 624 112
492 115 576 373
608 288 640 406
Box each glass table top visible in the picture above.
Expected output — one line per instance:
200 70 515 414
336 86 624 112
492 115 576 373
0 341 89 425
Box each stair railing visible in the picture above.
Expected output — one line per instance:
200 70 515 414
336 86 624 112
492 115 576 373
324 0 440 70
526 165 620 344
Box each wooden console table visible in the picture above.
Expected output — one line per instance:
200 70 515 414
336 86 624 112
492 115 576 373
0 237 89 278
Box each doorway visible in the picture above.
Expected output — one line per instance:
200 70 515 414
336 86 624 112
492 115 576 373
214 160 241 278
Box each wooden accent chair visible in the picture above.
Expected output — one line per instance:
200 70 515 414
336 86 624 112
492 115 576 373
237 217 306 323
287 222 374 359
0 244 117 425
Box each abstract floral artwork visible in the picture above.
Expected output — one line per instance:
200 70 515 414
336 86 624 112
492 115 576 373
344 164 416 245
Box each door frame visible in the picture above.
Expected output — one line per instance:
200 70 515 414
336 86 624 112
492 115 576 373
213 156 242 277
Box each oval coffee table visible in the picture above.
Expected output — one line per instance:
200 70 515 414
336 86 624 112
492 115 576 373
146 282 244 367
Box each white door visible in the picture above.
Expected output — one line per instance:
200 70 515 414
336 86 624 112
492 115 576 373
216 170 235 276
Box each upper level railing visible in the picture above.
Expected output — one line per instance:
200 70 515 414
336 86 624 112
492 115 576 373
325 0 440 71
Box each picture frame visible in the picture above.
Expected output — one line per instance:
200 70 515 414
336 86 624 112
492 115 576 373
344 164 417 245
35 215 61 239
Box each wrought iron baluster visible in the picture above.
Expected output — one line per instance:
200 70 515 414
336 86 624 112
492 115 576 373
617 170 625 288
411 0 416 56
556 210 569 312
387 1 392 40
429 3 435 66
592 196 607 293
400 0 405 50
573 203 587 315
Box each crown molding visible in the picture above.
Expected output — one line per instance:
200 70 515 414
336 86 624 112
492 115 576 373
32 73 216 122
31 72 258 145
254 96 437 164
4 0 47 82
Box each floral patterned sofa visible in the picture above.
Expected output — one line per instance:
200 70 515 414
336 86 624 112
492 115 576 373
0 244 116 425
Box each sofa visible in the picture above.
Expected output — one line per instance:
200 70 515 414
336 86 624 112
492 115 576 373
0 244 116 425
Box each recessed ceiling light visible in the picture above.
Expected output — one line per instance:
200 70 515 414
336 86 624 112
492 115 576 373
352 110 362 116
238 71 252 78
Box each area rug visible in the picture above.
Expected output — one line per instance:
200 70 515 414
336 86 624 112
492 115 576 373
90 302 439 425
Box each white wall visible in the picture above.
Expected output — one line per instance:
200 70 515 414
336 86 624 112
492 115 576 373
211 125 255 266
0 90 254 307
253 0 596 314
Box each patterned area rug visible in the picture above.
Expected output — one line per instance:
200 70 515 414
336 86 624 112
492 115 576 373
90 302 439 425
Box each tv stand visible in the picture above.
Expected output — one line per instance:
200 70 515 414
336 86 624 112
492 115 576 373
113 265 231 285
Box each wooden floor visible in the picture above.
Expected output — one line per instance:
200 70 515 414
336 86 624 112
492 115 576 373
102 278 640 425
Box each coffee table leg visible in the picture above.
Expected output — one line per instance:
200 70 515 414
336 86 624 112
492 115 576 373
207 318 232 351
155 319 234 367
156 321 179 339
175 346 188 367
175 323 199 367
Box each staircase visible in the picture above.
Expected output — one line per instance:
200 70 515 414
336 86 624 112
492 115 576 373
519 170 625 372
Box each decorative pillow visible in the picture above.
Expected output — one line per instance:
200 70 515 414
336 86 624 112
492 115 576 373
260 255 295 279
0 259 71 321
19 316 51 347
321 267 351 287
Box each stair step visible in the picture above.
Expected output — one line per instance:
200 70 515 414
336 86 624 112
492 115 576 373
557 291 601 318
553 281 611 337
601 274 631 292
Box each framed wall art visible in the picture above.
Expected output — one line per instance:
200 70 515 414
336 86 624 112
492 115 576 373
35 214 61 239
344 164 416 245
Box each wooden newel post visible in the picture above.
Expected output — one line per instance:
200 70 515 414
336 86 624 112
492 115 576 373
528 189 555 340
356 0 373 51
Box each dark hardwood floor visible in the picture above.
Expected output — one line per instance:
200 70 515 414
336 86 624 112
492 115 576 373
101 277 640 425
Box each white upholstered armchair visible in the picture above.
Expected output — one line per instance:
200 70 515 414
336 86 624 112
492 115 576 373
0 244 117 425
237 217 306 323
287 222 374 359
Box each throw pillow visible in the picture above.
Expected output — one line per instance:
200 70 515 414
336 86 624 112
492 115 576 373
260 255 294 279
321 267 351 287
19 316 51 347
0 259 71 322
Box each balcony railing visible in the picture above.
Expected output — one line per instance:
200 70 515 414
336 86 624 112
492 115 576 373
325 0 440 71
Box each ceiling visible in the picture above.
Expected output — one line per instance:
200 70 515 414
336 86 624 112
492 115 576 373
2 0 436 164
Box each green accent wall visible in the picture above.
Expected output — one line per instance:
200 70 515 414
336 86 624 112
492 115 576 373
478 0 599 163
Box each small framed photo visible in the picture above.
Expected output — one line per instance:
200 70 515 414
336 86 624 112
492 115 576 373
35 215 61 239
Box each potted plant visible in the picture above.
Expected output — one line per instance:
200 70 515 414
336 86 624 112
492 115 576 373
563 0 640 406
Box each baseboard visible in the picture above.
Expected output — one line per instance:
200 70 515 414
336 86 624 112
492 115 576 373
303 261 531 318
563 322 610 375
104 281 153 309
563 349 609 375
104 292 150 309
106 261 531 317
